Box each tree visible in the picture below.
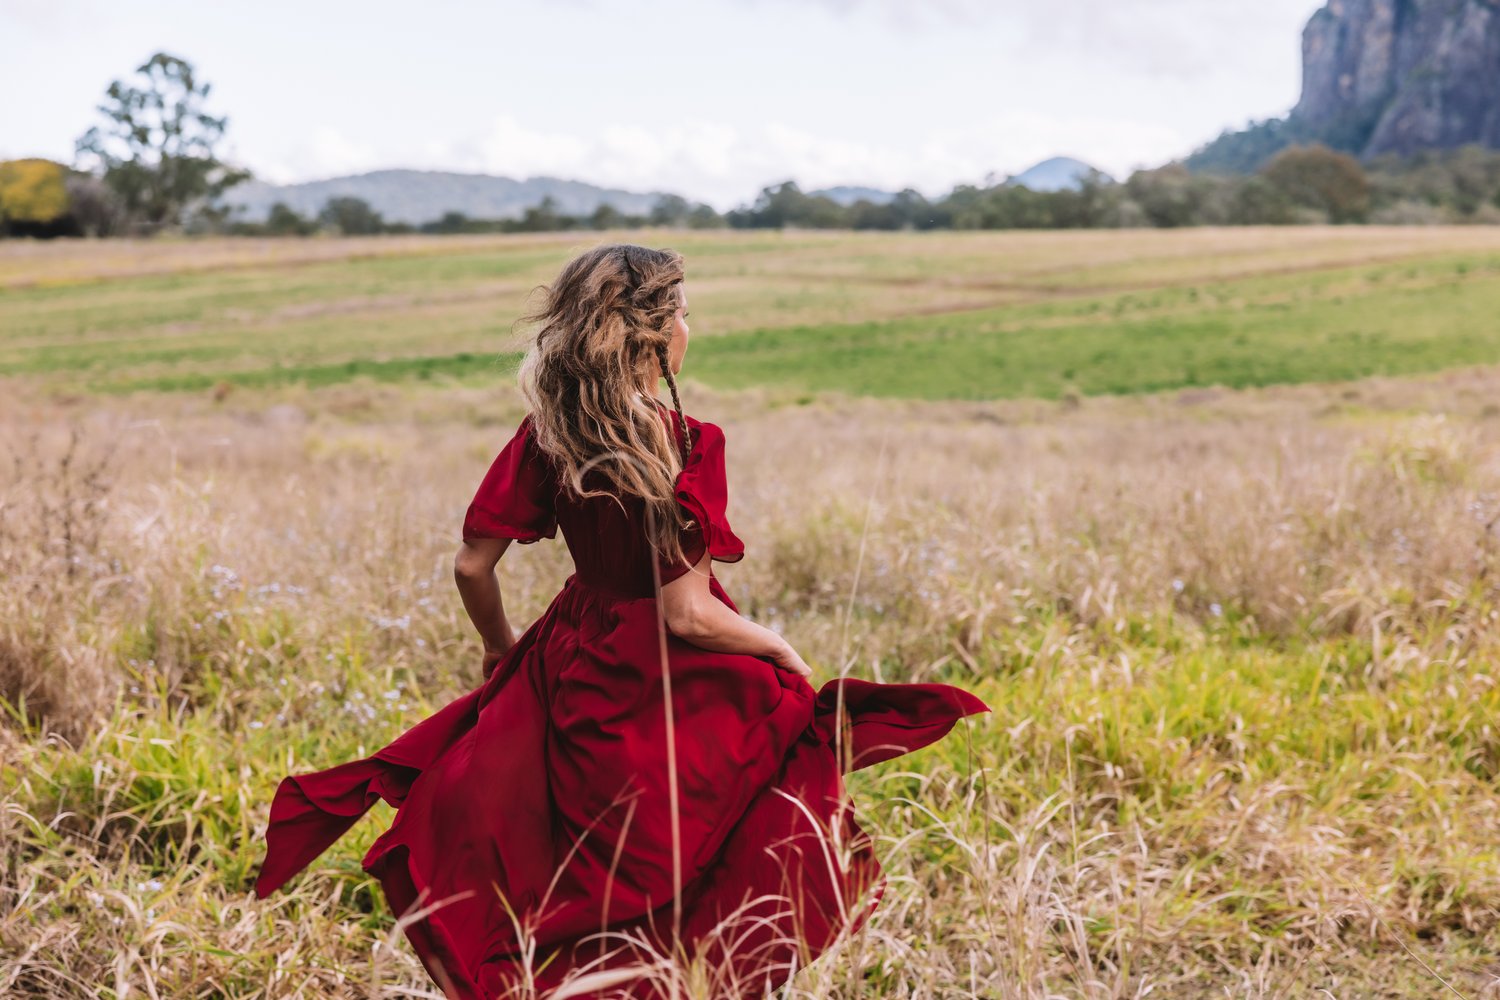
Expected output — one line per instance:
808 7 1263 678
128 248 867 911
0 159 71 235
686 203 723 229
588 202 627 229
1260 145 1371 223
517 195 572 232
1125 165 1212 228
731 181 846 229
649 194 690 226
1227 176 1295 225
265 201 315 236
63 173 125 236
74 52 250 233
318 196 385 235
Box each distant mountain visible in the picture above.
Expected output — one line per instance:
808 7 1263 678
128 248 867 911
220 169 675 225
808 185 898 206
1189 0 1500 172
1006 157 1113 191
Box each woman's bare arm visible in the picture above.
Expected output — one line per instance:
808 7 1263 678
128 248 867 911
658 549 812 677
454 536 518 677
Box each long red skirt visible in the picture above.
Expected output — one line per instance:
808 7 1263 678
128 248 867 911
254 572 990 998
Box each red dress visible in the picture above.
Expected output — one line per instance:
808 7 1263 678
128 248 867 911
254 402 991 999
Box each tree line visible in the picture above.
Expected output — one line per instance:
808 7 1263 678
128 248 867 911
6 53 1500 239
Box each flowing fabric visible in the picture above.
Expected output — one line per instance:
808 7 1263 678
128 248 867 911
255 403 991 999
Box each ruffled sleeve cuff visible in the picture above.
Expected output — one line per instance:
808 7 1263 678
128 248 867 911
461 413 559 544
673 419 745 564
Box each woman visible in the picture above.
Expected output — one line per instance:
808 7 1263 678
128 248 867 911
253 243 991 999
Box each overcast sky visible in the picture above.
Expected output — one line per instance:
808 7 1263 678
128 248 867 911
3 0 1325 211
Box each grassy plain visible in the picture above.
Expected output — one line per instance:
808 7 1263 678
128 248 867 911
5 227 1500 399
4 228 1500 997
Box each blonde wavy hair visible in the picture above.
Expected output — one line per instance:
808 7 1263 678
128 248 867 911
515 242 697 570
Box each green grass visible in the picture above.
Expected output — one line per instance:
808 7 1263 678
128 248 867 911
5 230 1500 400
686 255 1500 399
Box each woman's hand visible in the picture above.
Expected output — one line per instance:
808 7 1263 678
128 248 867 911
769 639 812 679
482 644 509 680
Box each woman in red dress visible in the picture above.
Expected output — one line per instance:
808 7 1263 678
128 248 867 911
254 243 991 998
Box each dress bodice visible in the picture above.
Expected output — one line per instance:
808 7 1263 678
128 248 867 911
461 402 745 599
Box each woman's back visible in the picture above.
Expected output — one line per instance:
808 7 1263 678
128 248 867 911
462 401 744 599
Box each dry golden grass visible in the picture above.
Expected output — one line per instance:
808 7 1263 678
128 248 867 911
11 227 1500 294
3 359 1500 996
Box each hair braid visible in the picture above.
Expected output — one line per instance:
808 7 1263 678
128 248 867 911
657 341 692 468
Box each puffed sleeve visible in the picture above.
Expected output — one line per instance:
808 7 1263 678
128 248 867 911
657 419 746 584
461 413 559 544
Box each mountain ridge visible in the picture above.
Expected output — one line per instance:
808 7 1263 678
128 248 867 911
221 169 674 225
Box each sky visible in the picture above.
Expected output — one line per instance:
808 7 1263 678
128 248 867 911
3 0 1326 212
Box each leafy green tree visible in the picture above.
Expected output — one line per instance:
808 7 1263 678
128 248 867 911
265 202 315 236
1047 174 1124 228
1125 165 1212 228
686 203 723 229
424 211 474 234
1227 176 1295 224
730 181 847 229
318 196 385 235
517 195 573 232
649 194 690 226
588 202 627 229
74 53 250 233
1260 145 1371 223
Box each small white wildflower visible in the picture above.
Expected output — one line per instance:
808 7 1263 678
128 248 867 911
137 879 164 893
1172 579 1185 593
1209 602 1223 617
249 720 264 730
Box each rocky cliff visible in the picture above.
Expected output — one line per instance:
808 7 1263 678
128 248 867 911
1189 0 1500 171
1297 0 1500 157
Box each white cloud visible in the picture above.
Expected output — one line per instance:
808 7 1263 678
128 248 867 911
475 116 592 177
747 0 1320 80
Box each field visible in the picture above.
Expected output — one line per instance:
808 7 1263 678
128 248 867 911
4 227 1500 998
